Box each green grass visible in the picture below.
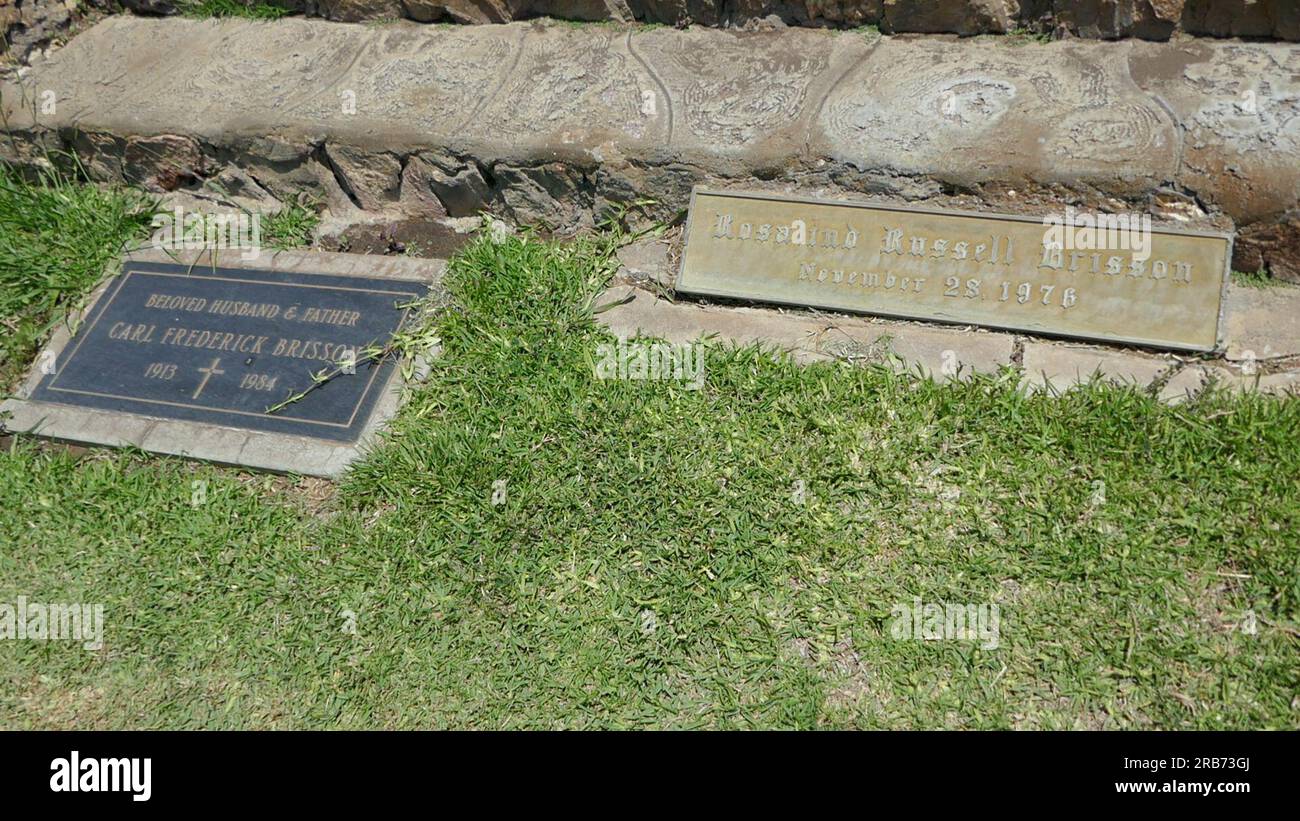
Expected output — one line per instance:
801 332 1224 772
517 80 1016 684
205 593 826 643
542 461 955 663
0 163 154 387
1004 26 1053 45
543 18 667 31
0 162 318 387
0 177 1297 729
261 195 321 251
847 24 882 42
180 0 297 21
1232 268 1276 289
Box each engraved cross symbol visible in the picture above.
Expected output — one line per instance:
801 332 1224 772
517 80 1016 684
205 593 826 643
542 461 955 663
192 357 225 400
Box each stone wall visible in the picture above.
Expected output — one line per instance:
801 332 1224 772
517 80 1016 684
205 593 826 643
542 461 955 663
113 0 1300 40
4 18 1298 280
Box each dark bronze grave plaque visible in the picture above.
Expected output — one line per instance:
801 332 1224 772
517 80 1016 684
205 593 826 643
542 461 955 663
678 189 1233 352
30 261 422 443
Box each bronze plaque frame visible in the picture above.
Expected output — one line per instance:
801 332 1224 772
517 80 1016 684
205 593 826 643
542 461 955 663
677 188 1233 352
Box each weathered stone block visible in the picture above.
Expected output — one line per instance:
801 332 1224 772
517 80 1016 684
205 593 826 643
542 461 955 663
615 236 674 286
401 0 518 22
323 144 403 211
725 1 882 27
815 37 1179 196
628 0 723 25
1021 342 1171 393
410 155 492 218
1223 283 1300 361
123 134 207 191
1234 211 1300 284
310 0 404 22
533 0 632 21
1129 39 1300 226
491 162 592 228
398 155 452 218
881 0 1014 34
1182 0 1283 39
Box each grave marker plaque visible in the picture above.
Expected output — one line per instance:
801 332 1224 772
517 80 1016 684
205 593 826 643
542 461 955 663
31 261 420 442
2 250 440 477
678 189 1232 352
